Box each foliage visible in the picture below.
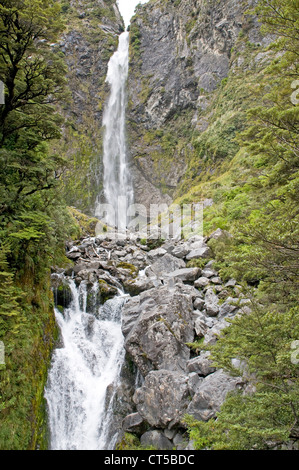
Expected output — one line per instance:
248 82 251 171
0 0 77 449
185 304 299 450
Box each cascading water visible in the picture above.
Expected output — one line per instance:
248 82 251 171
95 31 134 231
45 29 136 451
45 278 128 450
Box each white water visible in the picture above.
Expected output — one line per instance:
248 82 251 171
45 279 128 450
96 32 134 230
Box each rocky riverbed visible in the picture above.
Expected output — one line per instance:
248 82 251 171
51 228 250 450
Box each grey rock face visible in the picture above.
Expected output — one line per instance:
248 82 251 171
187 369 242 422
134 370 189 429
204 287 220 317
186 246 212 261
126 0 262 208
122 285 194 375
150 253 186 277
140 430 173 450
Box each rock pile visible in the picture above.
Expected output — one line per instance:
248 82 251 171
53 229 249 450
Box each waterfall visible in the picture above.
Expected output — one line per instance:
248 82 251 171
45 278 128 450
96 31 134 231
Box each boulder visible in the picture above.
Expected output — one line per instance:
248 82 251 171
171 244 190 259
193 297 205 310
186 369 242 422
140 430 173 450
186 246 211 261
187 351 216 377
122 412 147 434
134 370 189 429
203 318 230 346
204 287 220 317
166 267 201 283
194 277 210 289
122 286 195 375
150 253 186 277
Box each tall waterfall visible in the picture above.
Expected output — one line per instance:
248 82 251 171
96 31 134 231
45 279 128 450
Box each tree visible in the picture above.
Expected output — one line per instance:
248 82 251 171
0 0 67 220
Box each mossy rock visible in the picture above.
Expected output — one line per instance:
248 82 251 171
68 207 99 238
116 262 138 278
53 283 73 309
98 279 118 303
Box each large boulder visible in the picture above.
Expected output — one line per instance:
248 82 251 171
122 285 194 375
186 369 242 422
140 430 173 450
149 253 186 277
166 267 201 283
134 370 189 429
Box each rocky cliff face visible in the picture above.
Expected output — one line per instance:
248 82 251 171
127 0 264 209
55 0 124 214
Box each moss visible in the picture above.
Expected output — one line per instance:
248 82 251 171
116 262 138 277
116 432 156 450
98 280 118 303
68 207 99 238
0 275 57 450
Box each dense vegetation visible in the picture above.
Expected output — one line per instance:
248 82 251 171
184 0 299 450
0 0 78 449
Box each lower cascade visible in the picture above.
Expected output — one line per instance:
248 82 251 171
44 231 250 451
45 277 128 450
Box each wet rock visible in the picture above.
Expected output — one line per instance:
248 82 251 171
123 277 157 296
122 412 147 434
150 253 186 277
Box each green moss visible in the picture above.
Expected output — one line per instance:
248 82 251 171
68 207 99 238
0 275 57 450
116 432 156 451
117 262 138 277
